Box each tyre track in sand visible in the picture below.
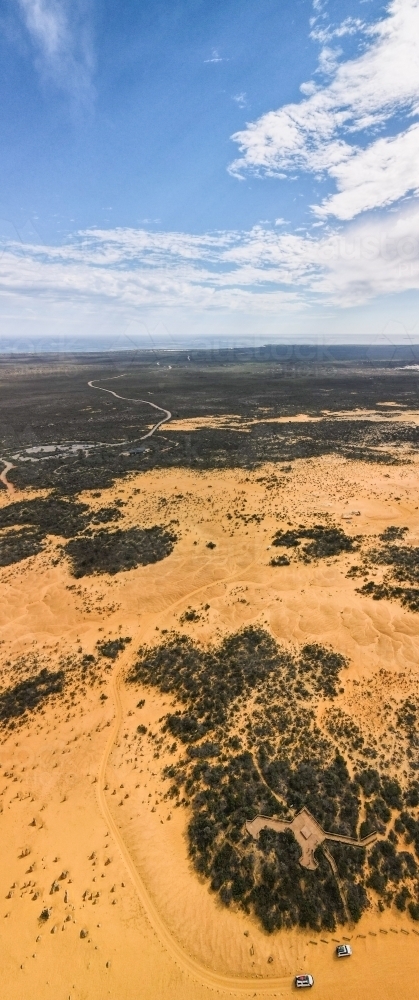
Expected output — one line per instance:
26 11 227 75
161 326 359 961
96 566 290 996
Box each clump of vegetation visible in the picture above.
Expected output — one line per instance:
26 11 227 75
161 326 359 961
355 530 419 612
348 525 419 611
396 700 417 740
128 625 419 931
130 627 286 741
128 628 367 930
269 554 290 567
366 839 417 903
379 526 408 542
0 668 64 725
64 525 177 577
248 828 346 932
0 496 89 538
272 524 359 561
357 580 419 612
91 506 123 524
97 636 132 659
370 541 419 585
298 644 347 698
0 527 45 566
180 608 201 623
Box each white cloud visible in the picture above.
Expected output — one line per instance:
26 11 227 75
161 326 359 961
204 48 225 64
17 0 94 101
312 202 419 305
316 45 342 76
315 122 419 219
229 0 419 220
1 202 419 319
310 16 365 45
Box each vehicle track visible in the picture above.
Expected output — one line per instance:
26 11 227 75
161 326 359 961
96 565 291 995
88 374 172 439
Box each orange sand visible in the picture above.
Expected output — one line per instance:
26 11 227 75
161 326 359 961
0 454 419 999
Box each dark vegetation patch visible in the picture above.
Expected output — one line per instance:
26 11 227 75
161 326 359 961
90 506 123 524
0 641 117 733
269 554 290 567
179 608 201 623
366 839 417 904
355 530 419 612
97 636 132 659
0 527 45 566
357 581 419 613
0 497 89 537
128 626 419 931
64 525 177 577
369 541 419 585
272 524 359 561
379 526 409 542
8 418 414 495
0 668 64 724
2 353 419 496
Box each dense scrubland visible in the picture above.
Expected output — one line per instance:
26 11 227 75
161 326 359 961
129 627 419 932
1 350 419 495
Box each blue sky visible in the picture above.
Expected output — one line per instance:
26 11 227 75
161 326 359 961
1 0 419 350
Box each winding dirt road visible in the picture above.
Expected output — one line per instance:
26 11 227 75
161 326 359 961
88 374 172 439
0 459 15 494
96 565 291 996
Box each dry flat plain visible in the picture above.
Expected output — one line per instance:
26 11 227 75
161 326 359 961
0 351 419 1000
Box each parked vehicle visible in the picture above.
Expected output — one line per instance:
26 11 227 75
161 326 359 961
336 944 352 958
295 974 314 988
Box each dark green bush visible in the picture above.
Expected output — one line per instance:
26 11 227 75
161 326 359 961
272 524 358 561
0 497 89 538
65 525 177 577
0 668 64 724
97 636 131 659
0 527 44 566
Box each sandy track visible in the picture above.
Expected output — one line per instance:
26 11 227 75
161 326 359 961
96 562 293 994
0 459 15 494
88 374 172 439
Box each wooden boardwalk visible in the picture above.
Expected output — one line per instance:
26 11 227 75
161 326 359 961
246 807 377 871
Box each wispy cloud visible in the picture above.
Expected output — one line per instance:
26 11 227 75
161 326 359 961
2 202 419 319
17 0 94 103
310 15 365 45
204 48 226 64
229 0 419 221
233 92 247 109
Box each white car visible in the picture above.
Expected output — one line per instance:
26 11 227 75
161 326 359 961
295 974 314 988
336 944 352 958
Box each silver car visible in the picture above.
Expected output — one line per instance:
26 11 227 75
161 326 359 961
295 974 314 988
336 944 352 958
